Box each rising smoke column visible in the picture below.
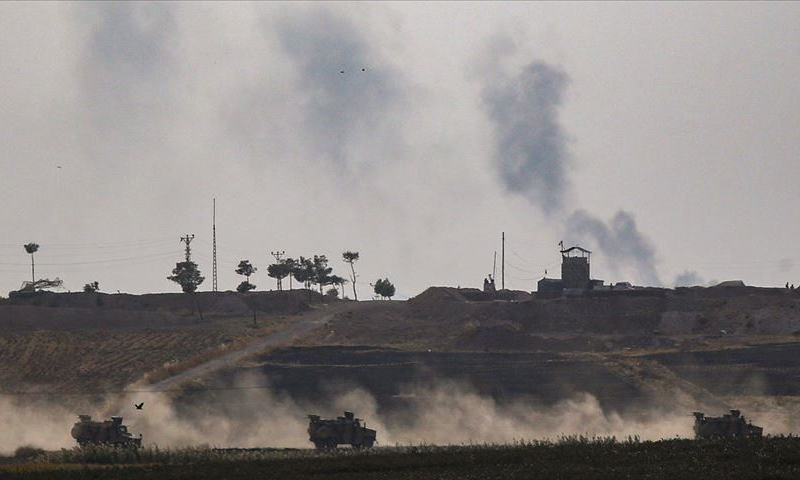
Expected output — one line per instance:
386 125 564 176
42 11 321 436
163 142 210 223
274 8 405 172
480 53 663 285
566 209 661 286
482 61 571 216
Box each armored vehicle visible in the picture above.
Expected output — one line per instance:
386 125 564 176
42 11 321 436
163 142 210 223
307 411 376 450
71 415 142 447
693 410 763 439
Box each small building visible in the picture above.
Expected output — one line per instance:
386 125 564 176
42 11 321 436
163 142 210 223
537 277 564 293
537 244 603 294
561 246 591 290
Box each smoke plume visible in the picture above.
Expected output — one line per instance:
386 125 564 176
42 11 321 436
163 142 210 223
674 270 705 287
566 209 661 286
481 60 570 216
479 53 663 285
272 8 405 172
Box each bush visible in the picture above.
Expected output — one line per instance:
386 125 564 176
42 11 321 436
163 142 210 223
14 444 45 459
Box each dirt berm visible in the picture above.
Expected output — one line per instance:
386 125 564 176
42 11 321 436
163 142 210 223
303 286 800 351
0 290 320 331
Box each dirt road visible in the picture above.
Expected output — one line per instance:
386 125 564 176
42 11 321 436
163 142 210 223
137 302 355 393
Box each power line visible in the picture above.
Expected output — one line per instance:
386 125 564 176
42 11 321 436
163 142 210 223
0 237 175 249
0 242 176 258
504 260 538 275
0 251 176 266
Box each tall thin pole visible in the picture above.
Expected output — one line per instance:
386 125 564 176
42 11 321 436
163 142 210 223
493 251 497 280
501 232 505 290
212 199 218 292
180 234 195 262
271 250 285 290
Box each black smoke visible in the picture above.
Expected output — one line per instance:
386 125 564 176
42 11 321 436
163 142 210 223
482 61 570 216
479 51 664 286
274 9 404 171
566 210 661 286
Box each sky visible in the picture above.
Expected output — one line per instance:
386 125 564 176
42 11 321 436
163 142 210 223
1 2 799 299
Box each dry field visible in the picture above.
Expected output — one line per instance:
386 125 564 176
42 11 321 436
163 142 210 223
0 290 318 393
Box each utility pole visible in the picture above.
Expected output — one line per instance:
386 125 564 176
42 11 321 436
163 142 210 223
212 199 218 292
271 250 285 290
501 232 505 291
180 234 195 262
493 251 497 280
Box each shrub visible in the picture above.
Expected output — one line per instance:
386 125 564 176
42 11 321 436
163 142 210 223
14 444 45 459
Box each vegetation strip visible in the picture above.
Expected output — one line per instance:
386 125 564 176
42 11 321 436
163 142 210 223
4 437 800 479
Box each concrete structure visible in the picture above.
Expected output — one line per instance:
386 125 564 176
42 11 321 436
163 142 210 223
537 277 564 293
561 246 591 289
537 244 603 294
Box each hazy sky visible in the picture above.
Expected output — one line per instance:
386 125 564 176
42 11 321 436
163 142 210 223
1 2 799 299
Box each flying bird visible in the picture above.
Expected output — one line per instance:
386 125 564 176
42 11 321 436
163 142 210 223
340 70 345 74
135 402 144 410
56 165 62 169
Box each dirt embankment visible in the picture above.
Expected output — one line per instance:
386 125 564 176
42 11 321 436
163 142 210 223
301 286 800 352
0 290 320 331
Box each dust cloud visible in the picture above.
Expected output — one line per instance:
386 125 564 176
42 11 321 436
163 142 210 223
8 375 800 453
0 396 74 453
1 376 702 453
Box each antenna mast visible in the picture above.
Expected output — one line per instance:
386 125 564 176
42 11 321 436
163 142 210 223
501 232 505 290
180 234 195 262
212 198 218 292
271 250 285 290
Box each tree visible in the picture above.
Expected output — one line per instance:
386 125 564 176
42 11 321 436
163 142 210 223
168 261 205 293
312 255 333 295
292 257 315 291
329 275 347 299
235 260 257 293
23 243 39 283
267 261 292 291
342 251 360 301
83 281 99 293
283 258 297 290
373 278 396 300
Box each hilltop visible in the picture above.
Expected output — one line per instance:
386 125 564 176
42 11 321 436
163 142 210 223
3 285 800 450
2 285 799 395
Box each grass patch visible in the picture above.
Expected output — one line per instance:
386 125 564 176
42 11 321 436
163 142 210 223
3 436 800 479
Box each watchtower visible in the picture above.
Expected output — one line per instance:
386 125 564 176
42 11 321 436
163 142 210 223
561 245 591 289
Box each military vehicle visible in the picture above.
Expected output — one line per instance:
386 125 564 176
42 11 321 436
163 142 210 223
693 410 763 439
307 411 377 450
70 415 142 447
